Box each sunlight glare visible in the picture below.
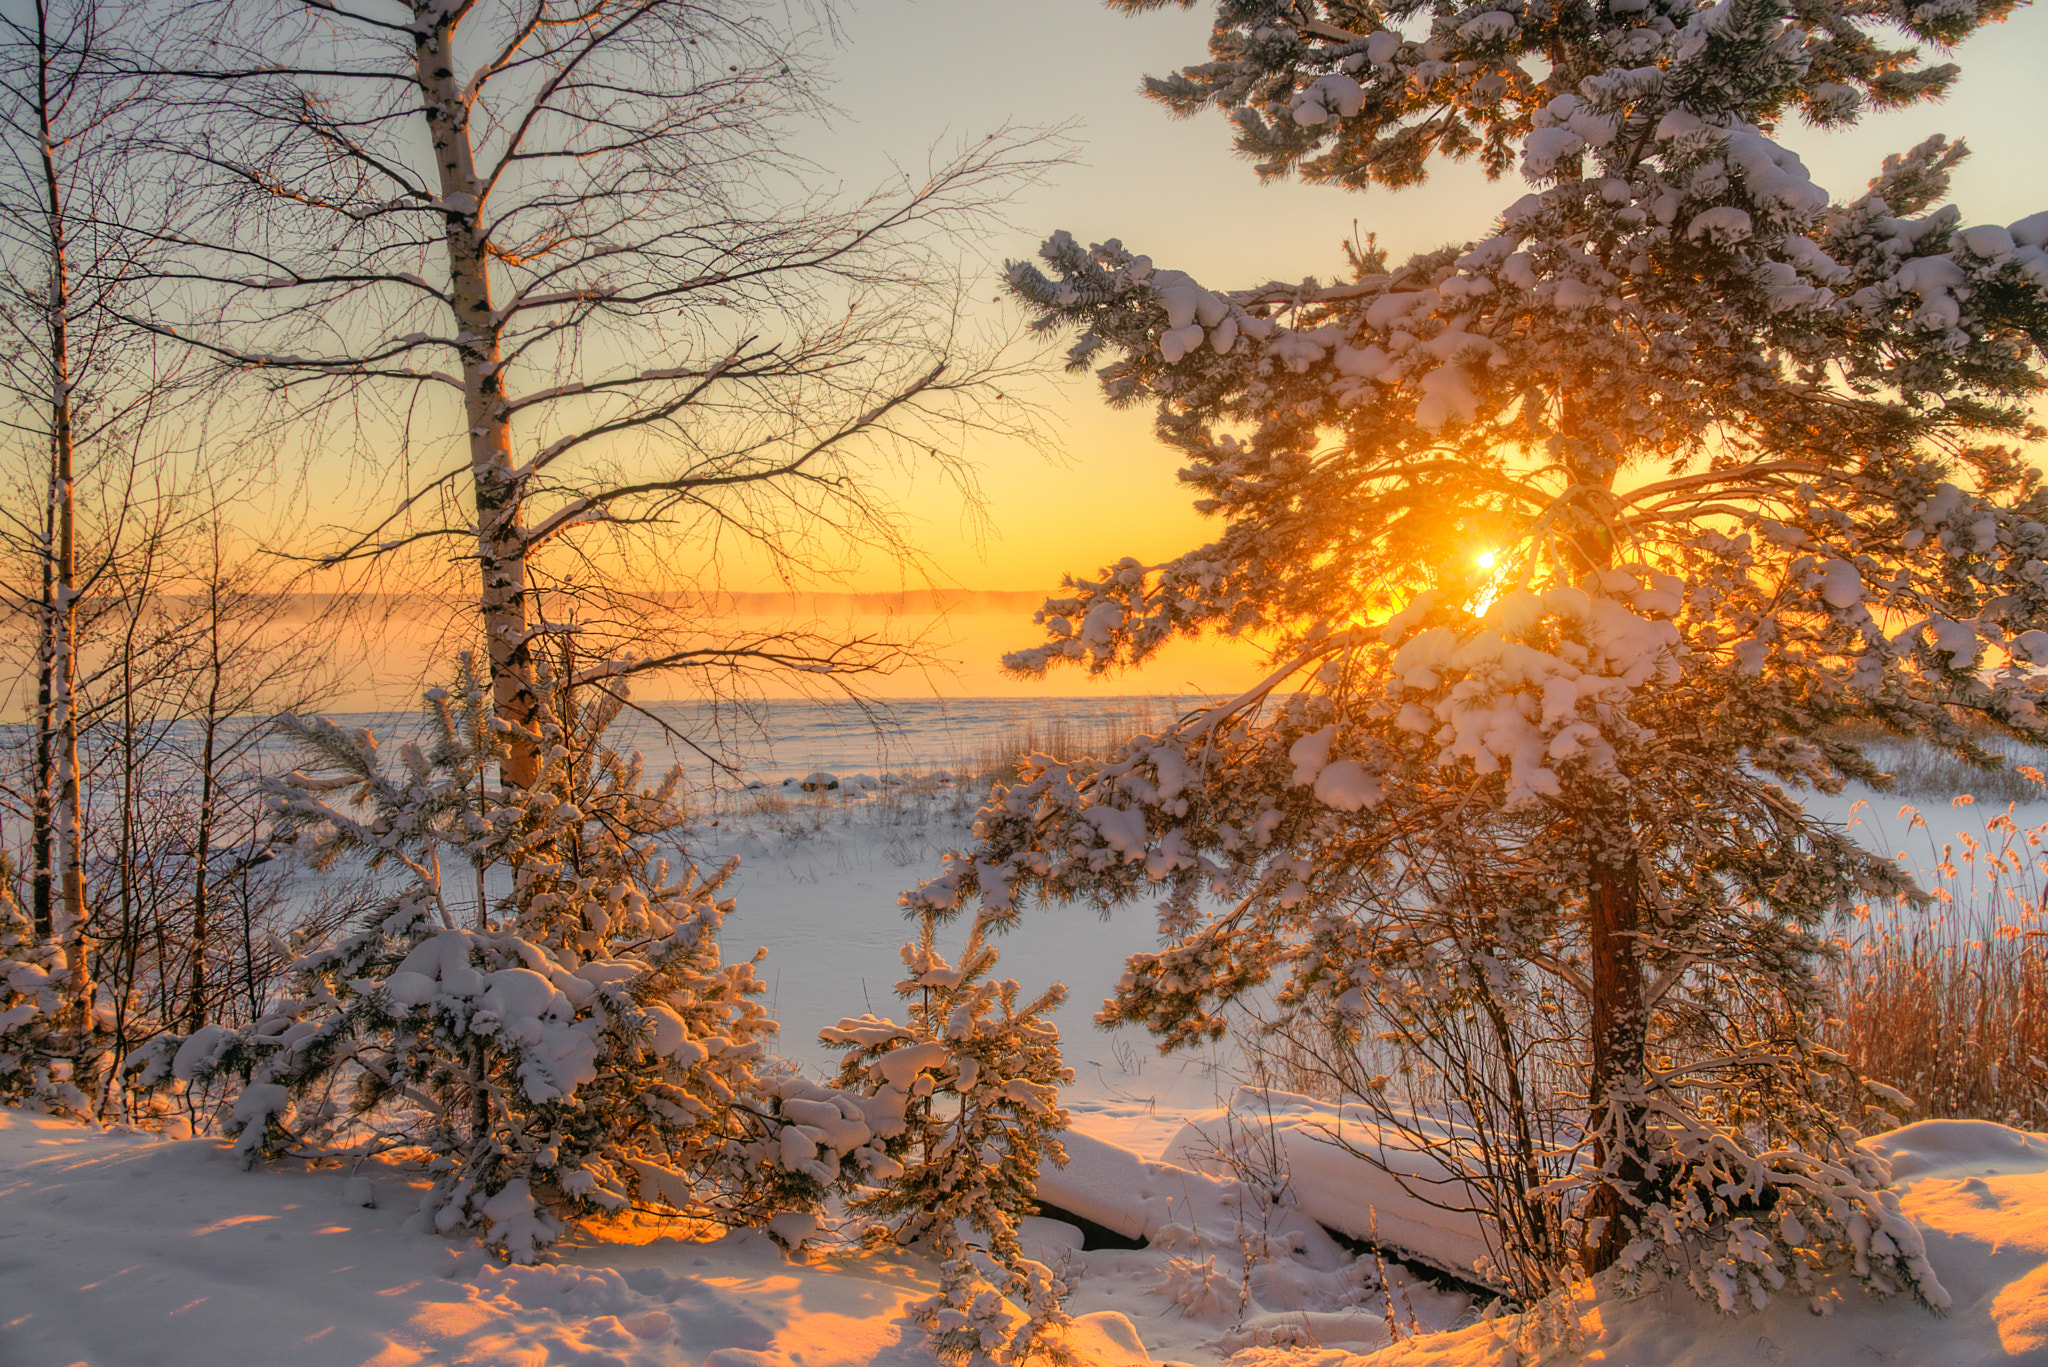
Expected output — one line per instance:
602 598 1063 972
1475 549 1497 571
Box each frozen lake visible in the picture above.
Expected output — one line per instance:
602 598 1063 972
225 693 1216 787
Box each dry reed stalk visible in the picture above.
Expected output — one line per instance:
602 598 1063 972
1822 798 2048 1126
1825 907 2048 1125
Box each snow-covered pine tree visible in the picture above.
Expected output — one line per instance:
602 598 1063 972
821 915 1076 1365
906 0 2048 1311
127 658 822 1261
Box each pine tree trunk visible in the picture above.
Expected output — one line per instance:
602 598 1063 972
415 3 539 790
1580 797 1652 1272
470 1039 492 1154
1557 409 1654 1274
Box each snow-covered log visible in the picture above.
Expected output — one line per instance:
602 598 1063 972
1162 1090 1496 1284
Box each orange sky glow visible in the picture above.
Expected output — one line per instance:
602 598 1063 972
782 0 2045 694
292 1 2048 706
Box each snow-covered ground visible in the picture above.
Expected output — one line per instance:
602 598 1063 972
11 1083 2048 1365
0 1105 1155 1367
1346 1121 2048 1367
8 772 2048 1366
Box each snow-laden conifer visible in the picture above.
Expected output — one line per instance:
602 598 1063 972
0 856 97 1116
128 658 824 1261
909 0 2047 1311
822 915 1076 1364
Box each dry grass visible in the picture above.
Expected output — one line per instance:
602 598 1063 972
1854 742 2047 804
1821 807 2048 1127
951 696 1181 790
1825 720 2048 803
1824 904 2048 1126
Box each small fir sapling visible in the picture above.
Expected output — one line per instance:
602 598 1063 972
127 658 826 1262
821 914 1077 1366
910 0 2048 1312
0 857 97 1116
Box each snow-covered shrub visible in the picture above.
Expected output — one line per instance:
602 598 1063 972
821 914 1076 1365
1153 1252 1240 1323
127 659 823 1261
0 858 98 1116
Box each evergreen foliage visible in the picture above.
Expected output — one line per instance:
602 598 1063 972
128 659 822 1262
822 915 1076 1364
910 0 2048 1311
0 857 98 1116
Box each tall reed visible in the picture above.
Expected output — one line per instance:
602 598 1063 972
1821 795 2048 1127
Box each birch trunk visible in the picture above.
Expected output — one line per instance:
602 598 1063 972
31 498 53 939
414 0 539 790
32 0 94 1064
184 572 223 1032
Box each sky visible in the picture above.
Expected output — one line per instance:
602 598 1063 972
302 0 2048 705
783 0 2048 601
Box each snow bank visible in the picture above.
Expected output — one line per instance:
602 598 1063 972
1033 1124 1457 1361
1039 1128 1242 1242
1036 1090 1497 1286
1343 1119 2048 1367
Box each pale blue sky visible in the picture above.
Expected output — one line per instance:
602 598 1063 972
811 1 2048 282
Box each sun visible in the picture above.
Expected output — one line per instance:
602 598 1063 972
1475 549 1497 571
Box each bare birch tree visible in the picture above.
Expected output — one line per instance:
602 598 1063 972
162 517 339 1032
0 0 306 1103
134 0 1055 788
0 0 159 1057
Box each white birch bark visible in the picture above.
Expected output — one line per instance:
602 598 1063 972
415 0 539 788
28 0 93 1054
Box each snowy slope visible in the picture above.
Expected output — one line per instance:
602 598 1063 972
15 1106 2048 1367
1 1098 1477 1367
0 1108 1153 1367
